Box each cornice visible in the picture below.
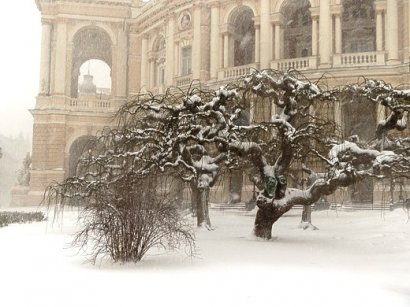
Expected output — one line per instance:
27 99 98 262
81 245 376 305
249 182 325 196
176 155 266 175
37 0 132 10
135 0 193 29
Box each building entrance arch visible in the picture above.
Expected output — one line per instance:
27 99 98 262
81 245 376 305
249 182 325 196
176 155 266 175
71 27 113 98
68 135 97 178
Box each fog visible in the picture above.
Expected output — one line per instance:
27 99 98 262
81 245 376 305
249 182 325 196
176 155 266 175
0 1 41 138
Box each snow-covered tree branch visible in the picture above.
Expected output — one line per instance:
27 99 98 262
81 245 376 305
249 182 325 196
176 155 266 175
44 70 410 241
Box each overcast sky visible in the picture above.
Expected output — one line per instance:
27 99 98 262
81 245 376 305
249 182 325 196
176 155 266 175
0 1 41 138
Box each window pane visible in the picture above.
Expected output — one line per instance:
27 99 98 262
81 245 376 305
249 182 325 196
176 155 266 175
181 46 192 76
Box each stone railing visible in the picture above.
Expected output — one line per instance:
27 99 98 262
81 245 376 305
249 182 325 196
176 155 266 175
333 52 385 67
175 75 193 87
67 98 114 112
219 63 259 81
272 56 318 71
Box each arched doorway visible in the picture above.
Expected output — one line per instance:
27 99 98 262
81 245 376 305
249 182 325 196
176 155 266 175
229 6 255 67
71 27 112 98
342 0 376 53
68 136 97 178
281 0 312 59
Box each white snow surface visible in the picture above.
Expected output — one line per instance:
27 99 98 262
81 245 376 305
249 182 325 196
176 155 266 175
0 207 409 307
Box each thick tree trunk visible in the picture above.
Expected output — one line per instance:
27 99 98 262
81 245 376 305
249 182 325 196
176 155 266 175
253 206 290 239
299 205 318 230
191 185 212 229
190 185 198 217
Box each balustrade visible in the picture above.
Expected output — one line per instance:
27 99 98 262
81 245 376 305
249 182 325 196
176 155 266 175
219 63 258 81
271 57 317 71
67 98 113 111
333 52 385 67
175 75 193 87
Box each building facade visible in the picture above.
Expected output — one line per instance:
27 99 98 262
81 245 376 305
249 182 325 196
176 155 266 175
22 0 410 206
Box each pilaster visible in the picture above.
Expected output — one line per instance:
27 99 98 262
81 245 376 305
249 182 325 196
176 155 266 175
192 3 202 79
260 0 272 69
331 5 343 55
209 2 220 80
254 16 261 65
53 20 68 95
140 34 149 89
116 26 128 98
319 0 331 68
166 15 175 86
386 0 399 64
310 7 319 57
39 19 52 95
271 13 284 61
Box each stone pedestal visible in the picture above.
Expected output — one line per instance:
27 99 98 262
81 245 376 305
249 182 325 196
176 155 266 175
10 186 30 207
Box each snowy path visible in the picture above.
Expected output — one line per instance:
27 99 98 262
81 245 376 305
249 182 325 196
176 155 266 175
0 208 409 307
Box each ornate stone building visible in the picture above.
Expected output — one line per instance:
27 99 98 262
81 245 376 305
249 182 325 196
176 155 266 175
24 0 410 206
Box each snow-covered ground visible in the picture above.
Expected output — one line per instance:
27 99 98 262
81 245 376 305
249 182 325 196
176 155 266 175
0 207 409 307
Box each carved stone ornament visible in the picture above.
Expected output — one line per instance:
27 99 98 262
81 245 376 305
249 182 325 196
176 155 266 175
179 11 191 31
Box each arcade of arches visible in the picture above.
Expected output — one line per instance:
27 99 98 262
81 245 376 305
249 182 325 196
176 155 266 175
19 0 410 207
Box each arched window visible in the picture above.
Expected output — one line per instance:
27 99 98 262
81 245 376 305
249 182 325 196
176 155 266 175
342 0 376 53
152 35 166 86
71 27 112 98
230 6 255 67
281 0 312 59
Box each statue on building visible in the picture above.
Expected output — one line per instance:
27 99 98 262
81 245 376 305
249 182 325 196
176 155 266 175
17 153 31 186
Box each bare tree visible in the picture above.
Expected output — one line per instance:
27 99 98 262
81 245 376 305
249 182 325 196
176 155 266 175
238 71 410 239
113 87 244 229
45 70 410 245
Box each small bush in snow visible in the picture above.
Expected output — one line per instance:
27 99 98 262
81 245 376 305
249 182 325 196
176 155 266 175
46 175 195 264
0 211 45 228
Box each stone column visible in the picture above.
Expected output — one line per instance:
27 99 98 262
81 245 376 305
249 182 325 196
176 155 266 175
260 0 272 69
376 9 384 52
334 13 342 54
319 0 331 67
166 16 175 86
116 28 128 98
174 41 180 77
311 16 319 56
39 21 52 95
254 23 260 65
127 27 140 95
192 4 201 79
374 1 386 64
223 32 229 68
274 22 281 60
386 0 399 63
409 0 410 57
140 35 148 89
149 58 156 88
210 3 220 80
54 21 67 95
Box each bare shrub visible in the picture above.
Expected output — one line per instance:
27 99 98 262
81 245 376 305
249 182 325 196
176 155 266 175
45 175 195 264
